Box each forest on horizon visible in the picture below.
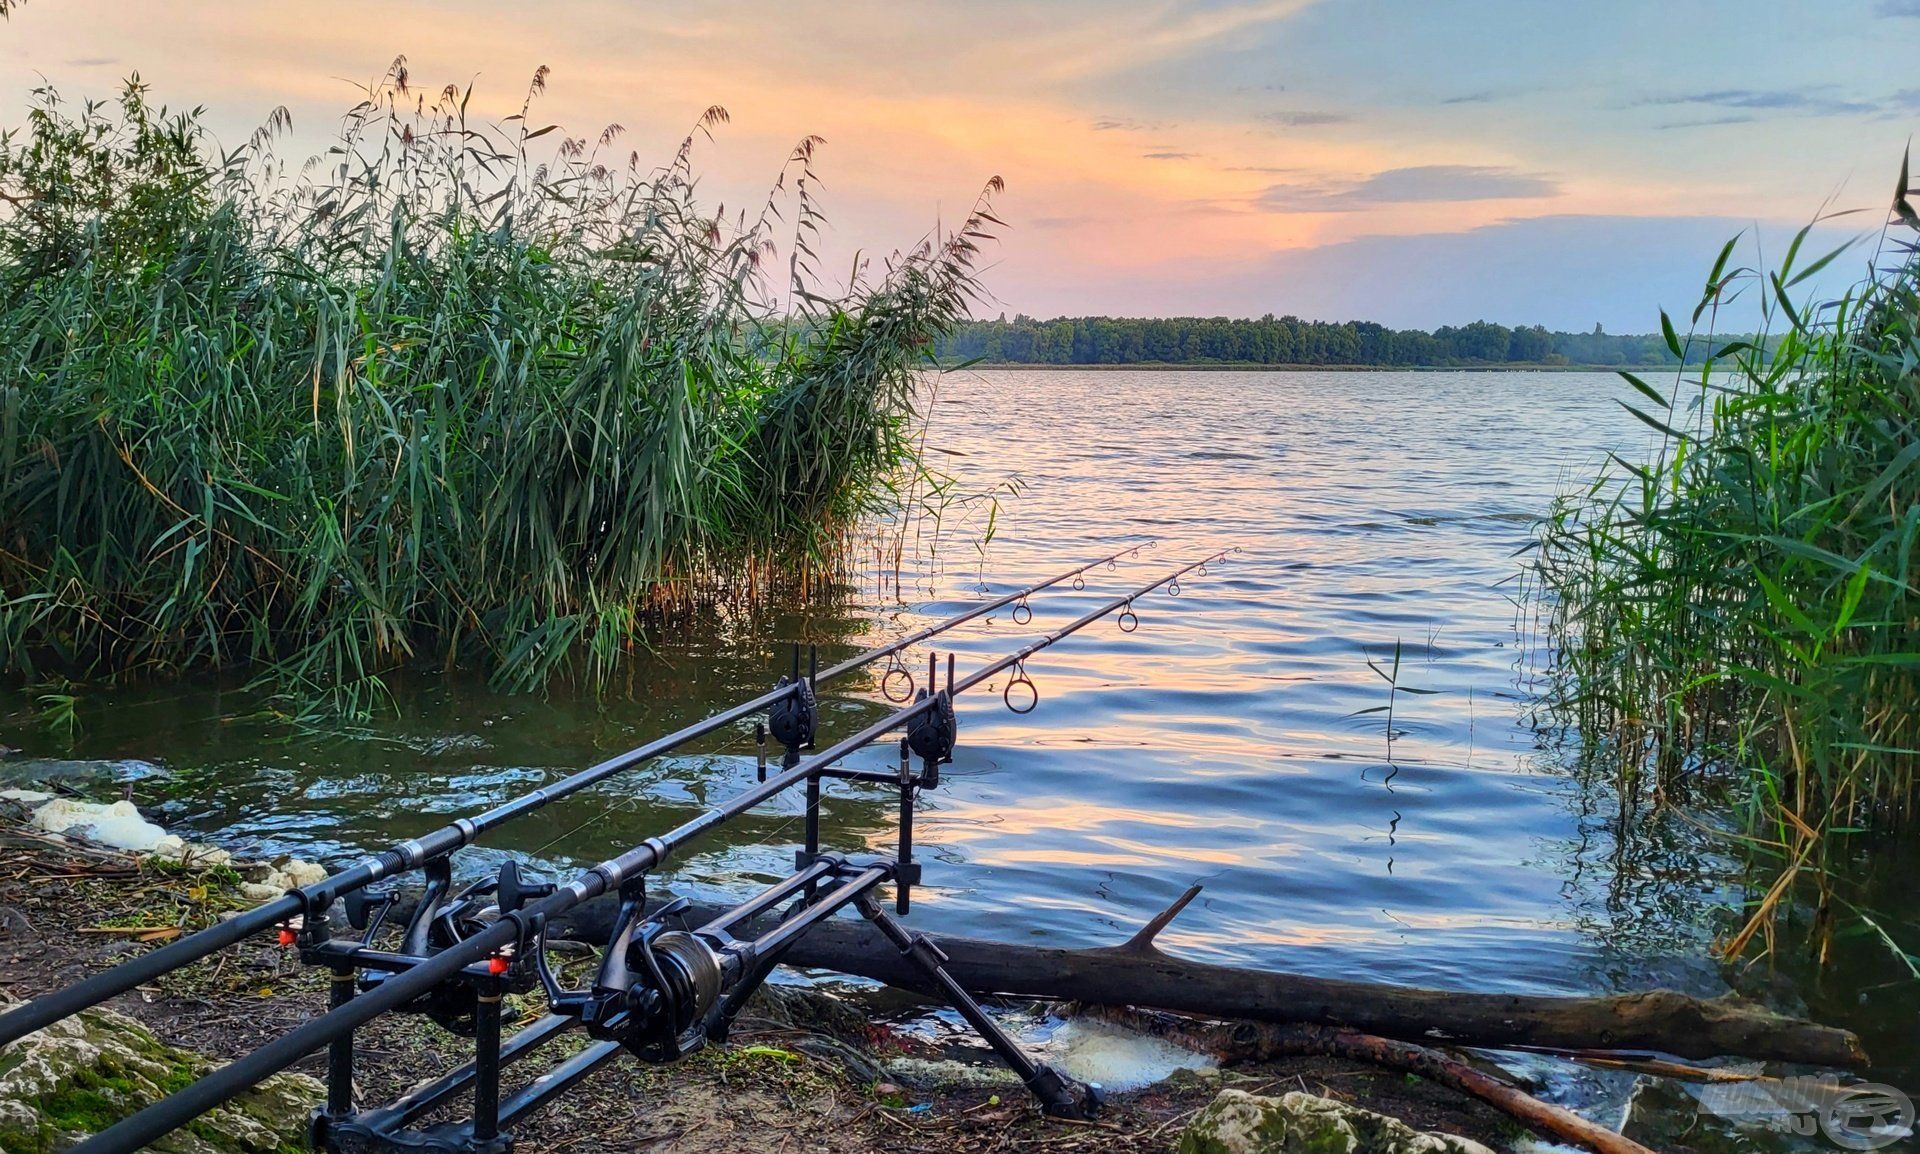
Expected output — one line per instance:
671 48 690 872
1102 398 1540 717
939 313 1708 368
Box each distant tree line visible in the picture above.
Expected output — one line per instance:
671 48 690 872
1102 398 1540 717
938 315 1703 368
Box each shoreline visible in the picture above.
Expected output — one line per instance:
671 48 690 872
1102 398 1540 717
942 361 1643 373
0 810 1523 1154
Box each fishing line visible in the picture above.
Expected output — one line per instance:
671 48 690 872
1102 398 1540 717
0 544 1153 1051
520 724 772 862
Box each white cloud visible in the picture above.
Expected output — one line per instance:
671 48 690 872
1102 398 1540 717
1036 0 1323 80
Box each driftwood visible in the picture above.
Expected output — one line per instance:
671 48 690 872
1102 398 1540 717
1080 1004 1656 1154
1506 1045 1767 1084
1281 1030 1657 1154
540 884 1866 1068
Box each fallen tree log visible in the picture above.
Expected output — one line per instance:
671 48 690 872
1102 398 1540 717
536 884 1865 1068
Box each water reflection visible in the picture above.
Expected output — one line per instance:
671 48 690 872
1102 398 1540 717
0 371 1678 990
5 368 1911 1136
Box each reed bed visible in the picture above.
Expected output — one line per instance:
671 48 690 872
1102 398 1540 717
1532 156 1920 962
0 63 1001 717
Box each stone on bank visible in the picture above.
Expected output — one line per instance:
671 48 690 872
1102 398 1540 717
1179 1088 1496 1154
0 1005 321 1153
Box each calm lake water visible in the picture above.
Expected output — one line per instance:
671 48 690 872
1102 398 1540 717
6 368 1912 1136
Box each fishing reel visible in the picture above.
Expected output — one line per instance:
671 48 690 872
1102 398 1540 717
544 881 733 1063
348 858 551 1036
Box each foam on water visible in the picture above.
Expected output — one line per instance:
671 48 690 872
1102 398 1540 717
1038 1019 1216 1091
883 1015 1215 1093
30 797 168 850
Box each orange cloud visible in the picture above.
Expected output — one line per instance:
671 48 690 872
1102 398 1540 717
0 0 1826 317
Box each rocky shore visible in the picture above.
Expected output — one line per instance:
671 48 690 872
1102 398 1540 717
0 798 1528 1154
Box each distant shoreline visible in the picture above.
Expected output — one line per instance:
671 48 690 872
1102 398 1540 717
940 361 1635 373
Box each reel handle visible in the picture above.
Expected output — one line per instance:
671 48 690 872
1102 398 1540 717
496 860 555 916
341 887 395 937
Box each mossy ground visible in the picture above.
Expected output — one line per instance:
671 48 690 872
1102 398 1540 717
0 993 316 1154
0 831 1524 1153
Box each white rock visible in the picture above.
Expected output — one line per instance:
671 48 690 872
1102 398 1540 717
239 882 285 901
1179 1089 1496 1154
0 788 53 804
280 859 329 888
149 834 232 867
29 798 167 851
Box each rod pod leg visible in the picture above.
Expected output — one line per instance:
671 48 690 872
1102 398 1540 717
468 981 507 1154
325 966 356 1116
853 895 1099 1120
308 964 359 1152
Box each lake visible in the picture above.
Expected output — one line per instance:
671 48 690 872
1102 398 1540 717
7 368 1905 1137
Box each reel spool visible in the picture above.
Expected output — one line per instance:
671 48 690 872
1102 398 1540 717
582 919 728 1062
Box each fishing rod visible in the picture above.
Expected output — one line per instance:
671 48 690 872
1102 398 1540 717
0 543 1150 1049
66 550 1229 1154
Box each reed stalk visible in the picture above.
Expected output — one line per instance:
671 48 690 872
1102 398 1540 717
0 63 1001 718
1531 154 1920 962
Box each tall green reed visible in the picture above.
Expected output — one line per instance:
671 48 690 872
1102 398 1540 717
0 63 1002 718
1532 155 1919 963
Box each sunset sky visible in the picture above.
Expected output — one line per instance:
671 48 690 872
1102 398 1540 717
4 0 1916 330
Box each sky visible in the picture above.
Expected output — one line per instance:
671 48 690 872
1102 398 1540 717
2 0 1916 331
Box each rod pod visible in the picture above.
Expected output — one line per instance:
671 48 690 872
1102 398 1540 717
0 545 1151 1049
62 551 1227 1154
